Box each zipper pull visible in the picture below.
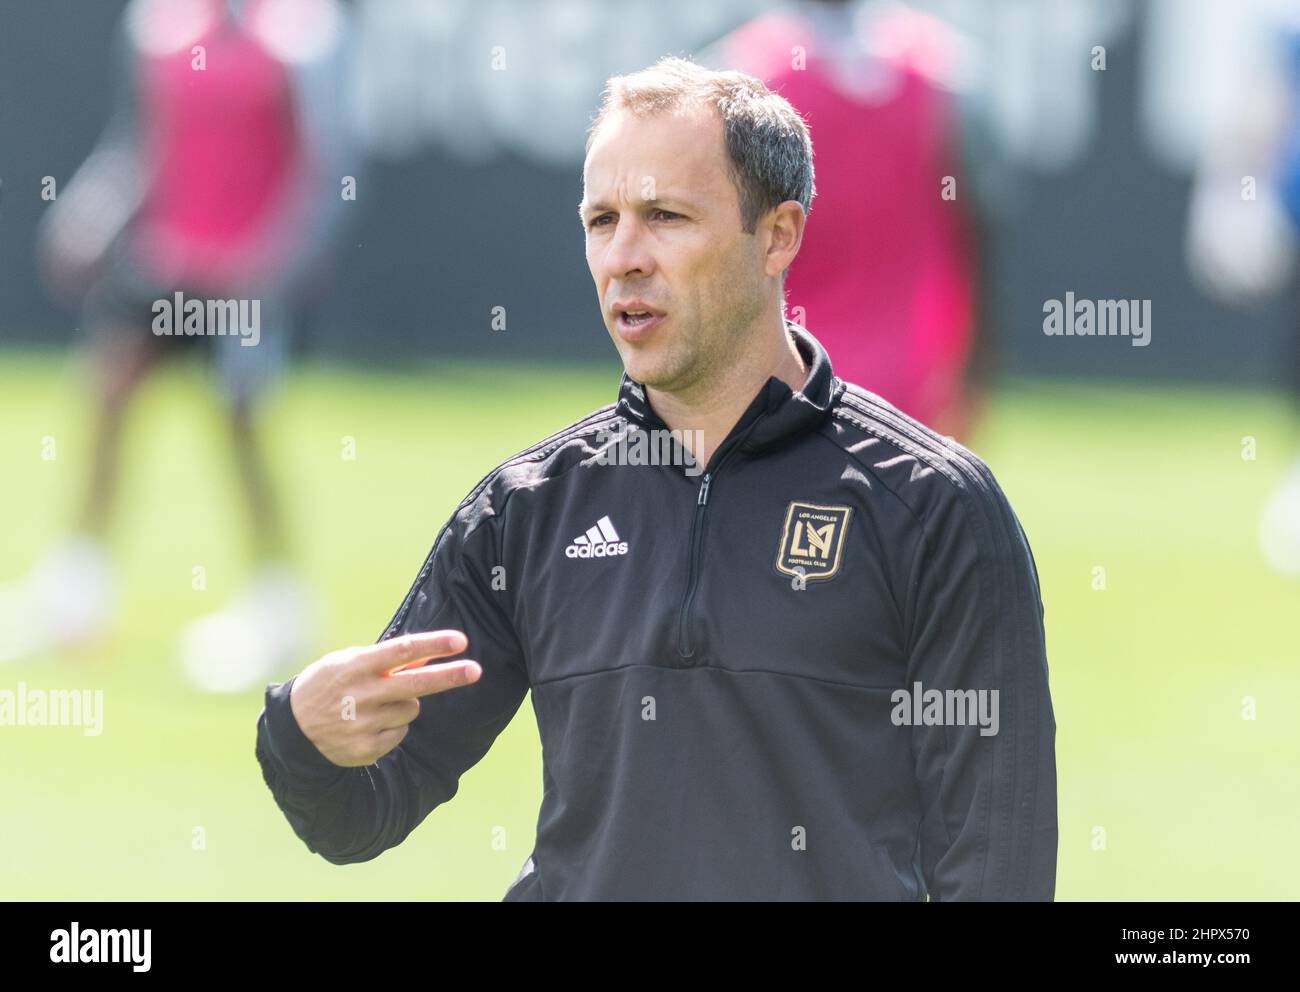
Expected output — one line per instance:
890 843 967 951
697 473 711 506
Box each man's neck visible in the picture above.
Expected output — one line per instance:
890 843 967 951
645 319 808 470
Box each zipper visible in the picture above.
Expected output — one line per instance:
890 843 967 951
677 442 743 657
676 472 711 658
673 413 765 660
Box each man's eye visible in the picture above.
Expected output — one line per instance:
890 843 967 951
587 210 678 229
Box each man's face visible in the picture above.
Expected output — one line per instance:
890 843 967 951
580 107 767 396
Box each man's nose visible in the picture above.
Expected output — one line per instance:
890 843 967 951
601 214 655 280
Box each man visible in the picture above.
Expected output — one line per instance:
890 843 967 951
2 0 354 687
700 0 986 439
255 56 1057 900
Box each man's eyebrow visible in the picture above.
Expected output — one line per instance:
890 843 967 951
578 195 696 217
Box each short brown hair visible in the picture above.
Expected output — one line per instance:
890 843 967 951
585 56 815 234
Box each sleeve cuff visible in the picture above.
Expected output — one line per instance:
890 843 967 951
257 676 349 788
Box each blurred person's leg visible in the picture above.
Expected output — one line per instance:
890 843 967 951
1258 314 1300 578
217 293 292 564
229 398 288 561
79 322 164 537
0 278 166 661
178 294 317 692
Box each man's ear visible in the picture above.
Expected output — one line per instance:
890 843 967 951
763 200 806 279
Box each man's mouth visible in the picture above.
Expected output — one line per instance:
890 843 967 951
613 303 666 337
615 312 666 338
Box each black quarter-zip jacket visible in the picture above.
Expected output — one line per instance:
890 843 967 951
255 322 1058 900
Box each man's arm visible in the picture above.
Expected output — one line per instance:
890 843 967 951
254 510 529 865
904 457 1058 900
36 12 149 305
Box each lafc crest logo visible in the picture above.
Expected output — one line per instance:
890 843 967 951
775 502 851 581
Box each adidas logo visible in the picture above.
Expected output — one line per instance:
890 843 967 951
565 516 629 559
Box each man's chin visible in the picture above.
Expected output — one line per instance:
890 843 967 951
622 358 676 389
616 338 695 392
618 347 662 386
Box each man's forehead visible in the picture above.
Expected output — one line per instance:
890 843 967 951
581 107 730 205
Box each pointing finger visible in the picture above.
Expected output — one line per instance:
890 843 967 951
357 630 470 675
376 659 483 701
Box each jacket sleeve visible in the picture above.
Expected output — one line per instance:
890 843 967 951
254 503 530 865
904 459 1058 900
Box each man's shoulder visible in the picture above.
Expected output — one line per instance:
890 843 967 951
447 402 625 535
826 379 1012 524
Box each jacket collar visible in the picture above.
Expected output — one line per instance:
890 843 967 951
614 320 841 458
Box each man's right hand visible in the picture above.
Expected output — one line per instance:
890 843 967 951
288 630 481 768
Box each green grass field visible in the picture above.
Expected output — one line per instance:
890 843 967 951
1 349 1297 900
